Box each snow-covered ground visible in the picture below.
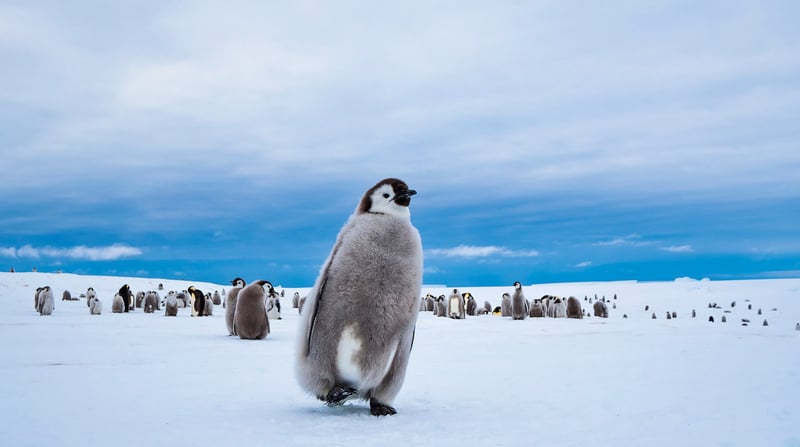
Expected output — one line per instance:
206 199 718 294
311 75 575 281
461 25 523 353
1 272 798 446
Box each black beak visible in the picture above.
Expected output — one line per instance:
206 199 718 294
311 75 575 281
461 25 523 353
391 189 417 202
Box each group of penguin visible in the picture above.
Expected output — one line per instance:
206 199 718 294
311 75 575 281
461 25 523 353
223 277 284 340
421 282 612 320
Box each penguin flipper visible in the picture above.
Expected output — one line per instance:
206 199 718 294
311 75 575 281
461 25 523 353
305 276 327 356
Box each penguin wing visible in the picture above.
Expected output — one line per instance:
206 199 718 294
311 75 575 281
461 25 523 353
304 275 327 356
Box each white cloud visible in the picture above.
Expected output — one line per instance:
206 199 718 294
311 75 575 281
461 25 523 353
427 245 539 258
1 244 142 261
661 245 694 253
575 261 593 268
0 247 17 257
593 234 654 248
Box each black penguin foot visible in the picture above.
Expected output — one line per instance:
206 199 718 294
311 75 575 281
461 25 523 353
324 385 357 406
369 400 397 416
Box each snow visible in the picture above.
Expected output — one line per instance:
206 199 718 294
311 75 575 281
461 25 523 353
1 272 799 446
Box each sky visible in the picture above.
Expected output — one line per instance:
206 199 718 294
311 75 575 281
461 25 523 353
1 1 798 287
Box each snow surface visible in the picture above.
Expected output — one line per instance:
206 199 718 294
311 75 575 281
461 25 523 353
1 272 799 447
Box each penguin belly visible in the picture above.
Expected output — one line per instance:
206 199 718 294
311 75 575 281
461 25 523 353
335 325 398 391
449 297 460 317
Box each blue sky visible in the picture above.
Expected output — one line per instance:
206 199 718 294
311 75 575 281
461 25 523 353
1 1 798 287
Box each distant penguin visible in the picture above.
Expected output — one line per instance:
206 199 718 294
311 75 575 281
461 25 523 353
143 292 157 313
234 280 271 340
86 287 96 308
298 296 307 314
418 297 427 312
226 278 246 336
529 299 545 318
553 297 566 318
511 282 528 320
763 319 768 326
266 294 281 320
435 296 447 317
692 309 696 318
566 296 582 319
593 301 608 318
708 315 714 323
176 291 188 308
500 293 512 317
118 284 133 312
89 296 102 315
666 312 672 320
795 323 799 331
426 294 436 312
464 293 477 316
721 315 726 323
292 292 301 309
164 292 179 316
295 178 422 416
34 287 43 312
204 294 214 316
212 290 222 306
135 291 145 308
447 289 465 319
483 301 492 314
39 286 54 316
187 286 206 317
112 294 124 313
62 290 72 301
652 312 657 319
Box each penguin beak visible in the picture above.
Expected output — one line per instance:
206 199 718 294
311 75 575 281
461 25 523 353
391 189 417 206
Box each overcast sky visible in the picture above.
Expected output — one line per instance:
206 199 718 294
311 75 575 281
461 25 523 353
1 1 798 287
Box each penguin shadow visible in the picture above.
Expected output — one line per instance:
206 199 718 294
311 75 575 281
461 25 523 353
299 402 375 418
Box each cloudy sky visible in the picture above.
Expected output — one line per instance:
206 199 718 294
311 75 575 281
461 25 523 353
1 1 798 287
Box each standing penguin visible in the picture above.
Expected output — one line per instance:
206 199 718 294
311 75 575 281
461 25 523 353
511 282 528 320
39 286 54 316
226 278 246 336
164 292 179 316
234 280 271 340
292 292 301 309
118 284 133 312
89 296 103 315
187 286 206 317
500 293 512 317
566 296 583 319
464 292 477 316
447 289 465 319
86 287 96 308
295 178 422 416
111 294 124 313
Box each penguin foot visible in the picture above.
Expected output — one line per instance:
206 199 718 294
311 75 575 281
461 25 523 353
369 400 397 416
324 385 357 406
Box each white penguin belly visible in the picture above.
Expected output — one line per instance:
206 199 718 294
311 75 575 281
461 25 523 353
336 325 363 385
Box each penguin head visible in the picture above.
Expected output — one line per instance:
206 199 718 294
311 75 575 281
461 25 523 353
358 178 417 216
514 281 522 290
230 277 246 288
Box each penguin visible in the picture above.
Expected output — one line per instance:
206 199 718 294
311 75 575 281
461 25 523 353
204 293 214 316
34 287 42 312
447 289 465 319
212 290 222 306
464 292 477 316
298 296 307 314
143 292 158 313
164 292 179 316
529 299 545 318
89 296 102 315
234 280 271 340
692 309 696 318
187 286 206 317
225 278 246 336
418 297 427 312
435 296 447 317
86 287 96 308
500 293 512 317
511 282 528 320
553 297 566 318
795 323 799 331
483 301 492 314
593 300 608 318
566 296 582 319
118 284 133 312
292 292 301 309
425 294 436 312
135 291 145 308
62 290 72 301
111 294 124 313
266 284 281 320
176 292 188 308
39 286 54 316
295 178 422 416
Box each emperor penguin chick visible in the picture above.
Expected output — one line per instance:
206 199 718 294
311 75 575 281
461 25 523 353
39 286 55 316
295 178 422 416
234 280 270 340
225 277 246 336
511 282 528 320
447 289 465 319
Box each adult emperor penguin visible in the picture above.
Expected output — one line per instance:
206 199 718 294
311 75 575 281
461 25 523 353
118 284 133 312
234 280 271 340
511 281 528 320
187 286 206 317
225 277 246 336
295 178 422 416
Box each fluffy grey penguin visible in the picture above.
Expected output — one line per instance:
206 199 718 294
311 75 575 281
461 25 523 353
39 286 54 316
566 296 583 319
212 290 222 306
143 292 158 313
89 296 102 315
34 287 42 312
225 277 246 336
425 294 436 312
292 292 301 309
204 293 214 316
447 289 465 319
135 291 146 308
529 299 545 318
295 178 422 416
234 280 271 340
464 292 477 316
62 290 72 301
593 300 608 318
435 296 447 317
164 292 179 316
511 282 528 320
500 293 512 317
111 294 124 313
85 287 96 308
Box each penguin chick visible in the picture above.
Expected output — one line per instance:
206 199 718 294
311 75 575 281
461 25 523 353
39 286 54 316
511 282 528 320
164 292 179 316
234 280 270 340
89 296 102 315
566 296 582 319
226 278 246 336
501 293 512 317
295 178 422 417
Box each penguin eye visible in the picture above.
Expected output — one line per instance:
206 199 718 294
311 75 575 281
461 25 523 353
382 193 390 199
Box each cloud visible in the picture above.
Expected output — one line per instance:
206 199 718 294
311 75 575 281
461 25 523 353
0 244 142 261
661 245 694 253
427 244 539 258
575 261 593 268
593 234 654 248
